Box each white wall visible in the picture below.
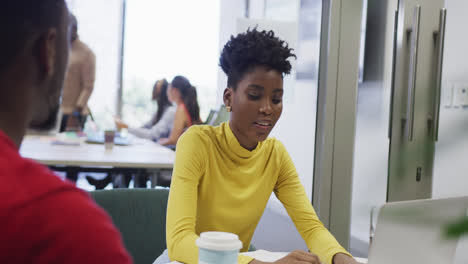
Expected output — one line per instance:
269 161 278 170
216 0 246 105
439 0 468 83
433 0 468 199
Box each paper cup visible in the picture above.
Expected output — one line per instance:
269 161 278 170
104 130 115 150
196 232 242 264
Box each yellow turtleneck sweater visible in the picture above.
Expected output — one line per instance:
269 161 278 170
166 122 350 264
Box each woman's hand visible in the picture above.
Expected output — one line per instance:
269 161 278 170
250 250 323 264
158 138 169 145
114 118 128 130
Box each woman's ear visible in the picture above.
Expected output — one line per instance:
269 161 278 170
223 87 233 107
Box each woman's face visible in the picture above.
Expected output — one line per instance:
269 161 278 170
167 84 179 103
224 66 283 150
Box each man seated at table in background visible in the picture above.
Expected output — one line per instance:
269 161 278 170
0 1 132 263
60 13 96 132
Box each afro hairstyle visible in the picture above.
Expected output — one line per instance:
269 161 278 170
219 27 296 89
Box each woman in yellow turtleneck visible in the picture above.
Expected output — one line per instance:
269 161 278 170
166 29 359 264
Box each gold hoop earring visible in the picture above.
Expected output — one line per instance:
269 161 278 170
226 106 232 112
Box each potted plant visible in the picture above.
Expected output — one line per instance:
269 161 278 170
446 216 468 238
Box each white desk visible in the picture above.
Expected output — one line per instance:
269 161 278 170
20 135 175 169
19 135 175 185
166 251 368 263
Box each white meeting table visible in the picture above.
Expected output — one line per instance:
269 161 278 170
19 135 175 185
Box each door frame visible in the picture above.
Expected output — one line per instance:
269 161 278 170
313 0 364 249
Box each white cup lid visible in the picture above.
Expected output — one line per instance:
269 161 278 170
196 232 243 251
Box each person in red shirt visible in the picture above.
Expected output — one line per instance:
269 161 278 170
0 1 133 263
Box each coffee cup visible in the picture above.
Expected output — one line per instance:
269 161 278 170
104 130 115 150
196 231 242 264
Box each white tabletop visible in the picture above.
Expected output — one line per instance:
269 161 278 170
19 135 175 169
167 250 368 263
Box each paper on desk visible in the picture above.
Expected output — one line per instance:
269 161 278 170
50 132 83 146
168 251 368 264
241 251 368 263
241 250 288 262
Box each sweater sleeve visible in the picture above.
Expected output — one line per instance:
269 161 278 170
166 128 206 264
273 141 352 264
239 254 254 264
128 106 176 141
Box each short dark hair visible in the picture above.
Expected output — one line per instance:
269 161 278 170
0 0 66 74
219 28 296 90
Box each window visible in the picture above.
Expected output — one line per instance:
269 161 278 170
67 0 123 129
122 0 221 126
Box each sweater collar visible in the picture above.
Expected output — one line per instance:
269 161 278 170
223 122 263 159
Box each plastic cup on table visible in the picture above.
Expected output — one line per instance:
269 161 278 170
196 231 242 264
104 130 115 150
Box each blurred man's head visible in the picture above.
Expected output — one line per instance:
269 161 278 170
0 0 70 133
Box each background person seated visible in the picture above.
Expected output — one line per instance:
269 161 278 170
158 75 202 147
88 79 178 189
89 75 202 189
115 78 176 141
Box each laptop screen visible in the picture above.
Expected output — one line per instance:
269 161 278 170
368 196 468 264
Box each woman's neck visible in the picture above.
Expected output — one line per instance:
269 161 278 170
228 121 258 151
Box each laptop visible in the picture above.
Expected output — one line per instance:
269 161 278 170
86 132 132 146
367 196 468 264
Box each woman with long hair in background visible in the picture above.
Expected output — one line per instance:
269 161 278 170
116 78 176 141
157 75 201 146
88 79 177 190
